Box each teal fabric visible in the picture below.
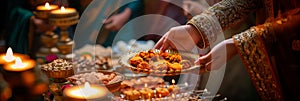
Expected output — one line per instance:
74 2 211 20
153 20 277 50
102 0 143 47
6 7 33 54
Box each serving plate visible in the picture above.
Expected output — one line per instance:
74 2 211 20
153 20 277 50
119 50 204 76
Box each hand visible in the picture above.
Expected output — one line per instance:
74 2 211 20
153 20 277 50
195 39 237 74
183 0 210 16
154 25 202 52
103 8 131 31
31 17 56 33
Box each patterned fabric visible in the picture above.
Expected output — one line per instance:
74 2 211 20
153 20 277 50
187 0 260 48
232 25 282 100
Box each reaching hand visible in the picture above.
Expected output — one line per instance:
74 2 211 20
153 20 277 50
195 38 237 74
154 25 202 52
103 8 131 31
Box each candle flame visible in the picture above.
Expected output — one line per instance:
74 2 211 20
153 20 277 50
144 83 148 88
45 2 50 10
61 6 66 12
12 57 25 69
172 79 175 84
84 82 91 89
4 47 15 62
159 94 162 98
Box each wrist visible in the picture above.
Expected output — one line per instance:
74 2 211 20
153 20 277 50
186 20 209 49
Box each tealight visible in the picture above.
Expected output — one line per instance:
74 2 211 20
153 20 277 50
3 57 35 72
51 6 77 15
63 82 108 101
0 47 29 64
36 2 59 11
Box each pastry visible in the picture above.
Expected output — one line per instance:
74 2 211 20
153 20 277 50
129 49 187 74
155 87 170 97
168 85 179 93
40 59 74 79
123 89 140 100
139 88 154 99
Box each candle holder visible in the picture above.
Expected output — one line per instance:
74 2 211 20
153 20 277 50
40 59 74 100
49 7 79 58
34 3 59 54
1 59 37 101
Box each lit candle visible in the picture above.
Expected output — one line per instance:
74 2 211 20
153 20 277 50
3 57 35 72
36 2 59 11
63 82 108 101
51 6 76 15
0 47 29 64
172 79 175 85
144 83 148 88
3 47 15 62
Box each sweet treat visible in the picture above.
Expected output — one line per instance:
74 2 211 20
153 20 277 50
40 59 74 79
72 56 112 72
168 85 179 93
155 87 170 97
139 88 154 99
67 72 122 85
120 76 164 90
123 89 140 100
129 49 192 74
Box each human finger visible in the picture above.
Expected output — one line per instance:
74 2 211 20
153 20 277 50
194 53 211 65
160 38 177 52
154 37 165 49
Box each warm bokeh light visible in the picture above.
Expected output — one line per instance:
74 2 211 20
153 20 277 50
61 6 66 12
45 2 51 10
4 47 15 62
12 57 26 69
64 82 107 100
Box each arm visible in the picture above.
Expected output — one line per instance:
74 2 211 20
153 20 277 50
103 0 143 31
187 0 261 48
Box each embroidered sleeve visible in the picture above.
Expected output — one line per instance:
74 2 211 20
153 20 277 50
187 0 260 48
232 25 282 100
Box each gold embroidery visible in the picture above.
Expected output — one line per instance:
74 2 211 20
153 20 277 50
187 0 259 48
233 27 282 100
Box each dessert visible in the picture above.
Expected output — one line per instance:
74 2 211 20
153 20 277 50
155 87 170 97
168 85 179 93
67 72 122 85
120 76 164 90
139 88 154 99
72 56 112 72
123 89 140 100
40 59 74 79
129 49 192 74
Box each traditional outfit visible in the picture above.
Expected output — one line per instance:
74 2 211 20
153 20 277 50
187 0 300 100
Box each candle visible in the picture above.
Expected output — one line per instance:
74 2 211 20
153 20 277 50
36 2 59 11
172 79 175 85
0 47 29 64
51 6 76 15
3 57 35 72
63 82 108 101
3 47 15 62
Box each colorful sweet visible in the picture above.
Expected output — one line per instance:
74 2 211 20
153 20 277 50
129 49 188 74
123 89 140 100
40 59 74 79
